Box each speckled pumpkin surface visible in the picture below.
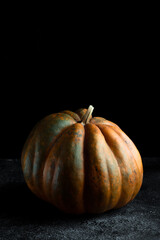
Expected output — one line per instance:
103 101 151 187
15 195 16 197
21 106 143 214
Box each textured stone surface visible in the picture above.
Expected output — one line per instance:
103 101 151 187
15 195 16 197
0 158 160 240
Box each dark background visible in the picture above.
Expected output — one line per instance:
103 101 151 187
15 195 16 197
1 8 159 159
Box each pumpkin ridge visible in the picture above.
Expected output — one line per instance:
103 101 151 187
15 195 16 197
95 124 122 209
21 121 45 196
42 124 76 201
109 125 143 174
104 125 138 205
32 141 45 199
109 126 143 202
21 120 45 171
109 128 137 208
101 143 112 210
32 113 77 178
49 123 85 213
84 123 113 213
82 125 87 213
110 126 142 208
96 123 137 209
21 113 59 170
44 123 74 159
109 125 142 171
22 113 76 200
90 117 120 129
92 124 114 210
60 110 81 122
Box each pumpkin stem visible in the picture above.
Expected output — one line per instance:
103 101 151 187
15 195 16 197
81 105 94 125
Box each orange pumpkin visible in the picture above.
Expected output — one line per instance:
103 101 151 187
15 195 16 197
21 105 143 214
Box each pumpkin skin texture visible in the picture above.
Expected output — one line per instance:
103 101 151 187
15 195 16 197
21 106 143 214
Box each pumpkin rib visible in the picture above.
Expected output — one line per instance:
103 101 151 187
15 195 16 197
109 125 142 173
102 123 142 175
21 120 44 171
31 113 76 198
21 123 38 168
106 152 122 210
49 123 85 214
22 113 59 170
90 117 120 129
43 122 75 161
22 113 77 201
60 110 81 122
23 141 38 194
96 123 137 209
104 156 112 211
82 126 87 213
107 125 141 208
106 125 139 205
34 113 76 174
98 120 143 208
42 124 76 202
112 126 143 201
83 123 113 213
21 121 45 196
31 140 46 199
103 149 112 211
108 125 143 202
95 124 123 209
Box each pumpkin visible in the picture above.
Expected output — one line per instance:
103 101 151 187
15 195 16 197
21 105 143 214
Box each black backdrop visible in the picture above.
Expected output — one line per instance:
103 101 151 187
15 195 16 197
1 11 159 159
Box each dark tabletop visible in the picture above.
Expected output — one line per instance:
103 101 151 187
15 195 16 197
0 158 160 240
